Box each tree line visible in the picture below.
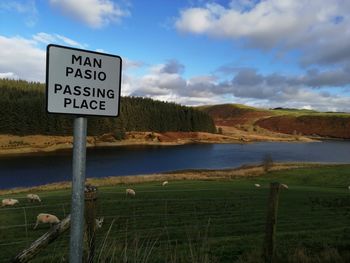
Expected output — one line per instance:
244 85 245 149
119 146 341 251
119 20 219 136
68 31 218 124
0 79 216 136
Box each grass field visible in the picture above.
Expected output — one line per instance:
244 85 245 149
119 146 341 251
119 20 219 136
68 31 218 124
1 165 350 262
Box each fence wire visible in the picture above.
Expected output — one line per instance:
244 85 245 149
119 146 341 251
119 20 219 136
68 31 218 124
1 184 349 262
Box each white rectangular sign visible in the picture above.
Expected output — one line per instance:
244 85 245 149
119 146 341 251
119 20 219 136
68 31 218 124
46 44 122 117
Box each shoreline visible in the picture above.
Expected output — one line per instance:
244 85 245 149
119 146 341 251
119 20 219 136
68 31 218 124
0 131 317 157
0 162 339 195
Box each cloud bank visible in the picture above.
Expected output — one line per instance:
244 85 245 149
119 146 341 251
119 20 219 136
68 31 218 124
124 60 350 112
0 33 86 82
1 31 350 112
175 0 350 66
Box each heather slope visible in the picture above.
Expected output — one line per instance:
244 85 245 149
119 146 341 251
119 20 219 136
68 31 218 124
200 104 350 139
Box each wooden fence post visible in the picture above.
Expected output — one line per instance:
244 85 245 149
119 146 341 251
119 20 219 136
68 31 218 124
263 182 281 263
84 184 98 263
22 208 28 245
12 215 71 263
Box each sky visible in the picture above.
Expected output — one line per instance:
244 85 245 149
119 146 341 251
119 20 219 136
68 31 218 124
1 0 350 111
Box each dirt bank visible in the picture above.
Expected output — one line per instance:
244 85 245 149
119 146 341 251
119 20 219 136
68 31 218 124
217 125 314 142
0 132 237 156
0 129 314 156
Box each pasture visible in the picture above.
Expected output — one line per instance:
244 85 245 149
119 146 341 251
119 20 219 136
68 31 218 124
1 165 350 262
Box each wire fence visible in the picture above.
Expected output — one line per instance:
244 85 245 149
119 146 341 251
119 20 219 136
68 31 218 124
1 184 349 262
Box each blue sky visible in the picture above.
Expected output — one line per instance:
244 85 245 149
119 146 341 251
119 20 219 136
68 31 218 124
1 0 350 111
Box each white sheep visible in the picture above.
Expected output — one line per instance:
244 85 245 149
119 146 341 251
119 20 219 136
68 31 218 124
27 194 41 203
2 198 19 207
280 183 289 189
348 186 350 190
126 188 136 197
162 181 169 186
95 217 104 228
254 184 261 188
33 213 60 229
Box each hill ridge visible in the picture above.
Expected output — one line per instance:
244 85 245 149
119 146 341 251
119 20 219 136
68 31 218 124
200 104 350 139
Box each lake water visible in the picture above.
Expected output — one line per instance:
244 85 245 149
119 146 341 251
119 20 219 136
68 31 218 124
1 141 350 189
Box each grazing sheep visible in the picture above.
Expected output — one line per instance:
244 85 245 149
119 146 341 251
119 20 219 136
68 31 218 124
95 217 104 229
33 213 60 229
126 188 136 197
348 186 350 190
27 194 41 203
280 183 289 189
162 181 169 186
254 184 261 188
2 198 19 207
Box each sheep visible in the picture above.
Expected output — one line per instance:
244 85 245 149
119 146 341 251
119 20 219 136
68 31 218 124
254 184 261 188
33 213 60 229
348 186 350 190
162 181 169 186
280 183 289 189
95 217 104 229
2 198 19 207
126 188 136 197
27 194 41 203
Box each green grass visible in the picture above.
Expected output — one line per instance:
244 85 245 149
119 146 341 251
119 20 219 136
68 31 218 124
1 165 350 262
199 103 350 118
267 107 350 118
197 103 265 113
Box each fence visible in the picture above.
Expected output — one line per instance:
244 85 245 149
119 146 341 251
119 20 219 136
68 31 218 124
0 180 349 262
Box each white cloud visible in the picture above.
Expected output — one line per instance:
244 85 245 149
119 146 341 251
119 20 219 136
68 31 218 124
32 32 56 44
301 105 313 110
50 0 129 28
275 89 350 112
0 33 88 82
33 32 87 48
123 58 144 70
125 61 188 100
0 35 45 82
124 61 350 111
0 72 19 80
175 0 350 66
176 7 213 34
2 32 350 111
54 34 87 49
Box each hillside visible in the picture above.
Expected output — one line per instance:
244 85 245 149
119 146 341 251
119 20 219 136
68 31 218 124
0 79 216 136
198 104 271 126
0 79 316 156
200 104 350 139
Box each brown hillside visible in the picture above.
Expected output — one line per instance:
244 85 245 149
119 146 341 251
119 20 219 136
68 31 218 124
200 104 271 126
256 115 350 139
200 104 350 139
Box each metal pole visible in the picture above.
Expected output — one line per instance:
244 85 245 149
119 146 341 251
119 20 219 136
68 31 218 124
69 117 87 263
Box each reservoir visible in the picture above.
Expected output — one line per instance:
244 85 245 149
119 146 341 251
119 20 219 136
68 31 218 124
1 141 350 189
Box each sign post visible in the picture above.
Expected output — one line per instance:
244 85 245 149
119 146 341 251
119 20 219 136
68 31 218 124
70 117 87 262
46 44 122 263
